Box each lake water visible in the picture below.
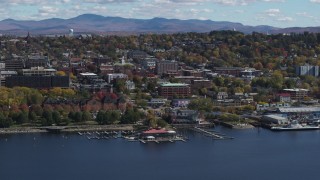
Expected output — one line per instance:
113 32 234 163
1 127 320 180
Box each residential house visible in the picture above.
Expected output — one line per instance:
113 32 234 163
170 109 200 124
171 99 190 108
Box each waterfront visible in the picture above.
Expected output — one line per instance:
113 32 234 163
1 127 320 180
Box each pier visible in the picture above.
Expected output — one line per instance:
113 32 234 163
193 127 234 140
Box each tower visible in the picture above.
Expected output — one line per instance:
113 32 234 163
69 29 74 37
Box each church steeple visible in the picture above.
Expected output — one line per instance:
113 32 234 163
25 32 31 43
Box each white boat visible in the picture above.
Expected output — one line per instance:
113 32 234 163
271 120 320 131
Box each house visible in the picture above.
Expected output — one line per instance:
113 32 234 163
277 93 291 102
106 73 128 83
170 109 200 124
148 98 167 108
171 99 191 108
216 92 228 100
125 80 135 90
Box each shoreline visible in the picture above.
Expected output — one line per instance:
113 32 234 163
0 124 134 135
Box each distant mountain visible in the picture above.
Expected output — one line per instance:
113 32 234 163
0 14 318 35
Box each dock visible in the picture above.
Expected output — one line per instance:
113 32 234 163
193 127 234 140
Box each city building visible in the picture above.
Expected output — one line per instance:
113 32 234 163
296 64 319 77
158 83 190 98
5 59 24 70
6 76 69 88
25 53 50 68
156 60 178 76
141 57 157 70
106 73 128 83
99 63 114 75
127 50 148 59
0 70 18 86
22 67 56 76
282 89 309 101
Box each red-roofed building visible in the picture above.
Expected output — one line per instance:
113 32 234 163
143 129 168 134
140 128 176 141
277 93 291 102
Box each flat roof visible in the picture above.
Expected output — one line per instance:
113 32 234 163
278 107 320 113
79 72 97 76
283 88 309 92
160 83 189 87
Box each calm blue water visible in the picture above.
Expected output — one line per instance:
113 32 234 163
1 127 320 180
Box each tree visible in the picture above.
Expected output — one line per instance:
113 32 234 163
42 110 53 126
121 109 141 124
28 111 37 123
52 111 61 125
82 111 92 122
96 110 106 125
56 71 66 76
74 112 82 122
0 113 12 128
188 98 213 112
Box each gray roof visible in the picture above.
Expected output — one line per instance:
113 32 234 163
278 107 320 113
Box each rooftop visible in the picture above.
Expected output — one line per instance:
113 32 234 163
278 107 320 113
283 88 309 92
80 72 97 76
143 129 168 134
160 83 189 87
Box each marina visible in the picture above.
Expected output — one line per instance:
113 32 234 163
2 127 320 180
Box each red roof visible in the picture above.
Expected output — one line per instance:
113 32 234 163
143 129 168 134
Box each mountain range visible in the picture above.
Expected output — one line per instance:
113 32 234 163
0 14 319 35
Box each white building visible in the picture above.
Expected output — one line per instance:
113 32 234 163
22 67 56 76
106 73 128 83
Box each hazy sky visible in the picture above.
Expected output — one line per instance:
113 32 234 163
0 0 319 28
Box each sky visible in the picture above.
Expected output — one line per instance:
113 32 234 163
0 0 319 28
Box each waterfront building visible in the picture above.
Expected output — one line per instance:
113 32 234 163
261 114 289 125
170 109 200 124
277 107 320 122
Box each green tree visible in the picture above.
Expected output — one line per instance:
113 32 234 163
52 111 61 125
42 110 53 126
82 111 92 122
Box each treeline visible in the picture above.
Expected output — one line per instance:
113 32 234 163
2 31 320 69
0 106 144 128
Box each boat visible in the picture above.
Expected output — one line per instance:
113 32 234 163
271 120 320 131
